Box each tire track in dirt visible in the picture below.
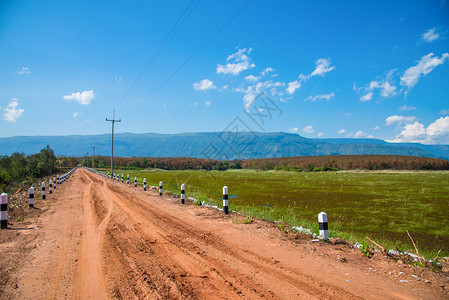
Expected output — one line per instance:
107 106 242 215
73 172 114 299
82 169 362 299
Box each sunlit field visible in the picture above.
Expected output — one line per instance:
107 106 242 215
118 169 449 257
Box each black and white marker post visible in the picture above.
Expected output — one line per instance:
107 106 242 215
181 184 185 204
121 174 124 183
57 175 60 185
127 175 129 185
1 193 7 229
29 187 34 208
143 178 147 191
53 177 56 189
49 179 53 194
134 177 137 187
42 182 46 200
318 212 329 240
223 186 229 214
159 181 163 196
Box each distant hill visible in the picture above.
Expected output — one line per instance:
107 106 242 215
0 132 447 159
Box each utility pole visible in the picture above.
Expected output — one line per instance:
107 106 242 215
86 152 90 167
91 145 98 168
106 110 121 177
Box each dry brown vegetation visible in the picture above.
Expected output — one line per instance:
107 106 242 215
242 155 449 171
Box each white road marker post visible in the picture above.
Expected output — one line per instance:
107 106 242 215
57 175 60 185
121 174 124 183
223 186 229 214
181 184 185 204
1 193 7 229
127 175 129 185
49 179 53 194
318 212 329 240
29 187 34 208
143 178 147 191
134 177 137 187
53 177 56 189
42 182 46 200
159 181 163 196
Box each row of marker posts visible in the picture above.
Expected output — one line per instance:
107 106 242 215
1 167 77 229
91 168 330 241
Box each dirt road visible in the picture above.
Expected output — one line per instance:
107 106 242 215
1 168 448 299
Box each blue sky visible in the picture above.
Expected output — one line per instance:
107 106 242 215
1 0 449 144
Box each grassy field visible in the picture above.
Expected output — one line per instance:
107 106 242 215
117 169 449 258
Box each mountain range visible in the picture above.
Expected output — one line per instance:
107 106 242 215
0 132 448 160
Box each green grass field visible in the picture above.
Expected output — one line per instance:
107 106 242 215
116 169 449 258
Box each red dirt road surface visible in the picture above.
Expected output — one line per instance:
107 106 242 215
1 168 448 299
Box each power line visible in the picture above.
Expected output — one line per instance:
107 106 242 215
123 0 253 118
106 110 121 176
114 0 198 111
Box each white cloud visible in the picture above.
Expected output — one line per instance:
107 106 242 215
261 67 273 76
240 80 285 110
360 92 373 102
3 99 24 122
385 115 417 126
310 58 335 77
439 109 449 115
193 79 216 91
399 105 416 111
400 53 449 93
205 101 211 106
353 130 370 138
372 126 381 130
380 81 397 97
305 93 334 102
338 129 346 134
245 75 259 83
286 80 301 95
317 132 324 137
63 90 95 105
17 67 31 75
289 127 299 133
302 125 315 134
73 112 79 118
422 28 439 42
217 48 255 76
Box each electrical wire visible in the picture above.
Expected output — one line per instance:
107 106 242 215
114 0 198 110
122 0 253 118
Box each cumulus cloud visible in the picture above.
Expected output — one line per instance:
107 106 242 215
399 105 416 111
310 58 335 77
286 80 301 95
385 115 417 126
387 117 449 144
289 127 299 133
17 67 31 75
193 79 216 91
3 99 24 122
239 80 285 110
338 129 346 134
245 75 259 83
305 93 334 102
400 53 449 93
317 132 324 137
63 90 95 105
73 112 79 118
422 28 439 42
261 67 273 76
353 131 372 138
360 92 373 102
440 109 449 115
302 125 315 134
372 126 381 130
217 48 255 76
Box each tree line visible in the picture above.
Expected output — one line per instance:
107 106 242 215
0 145 78 193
